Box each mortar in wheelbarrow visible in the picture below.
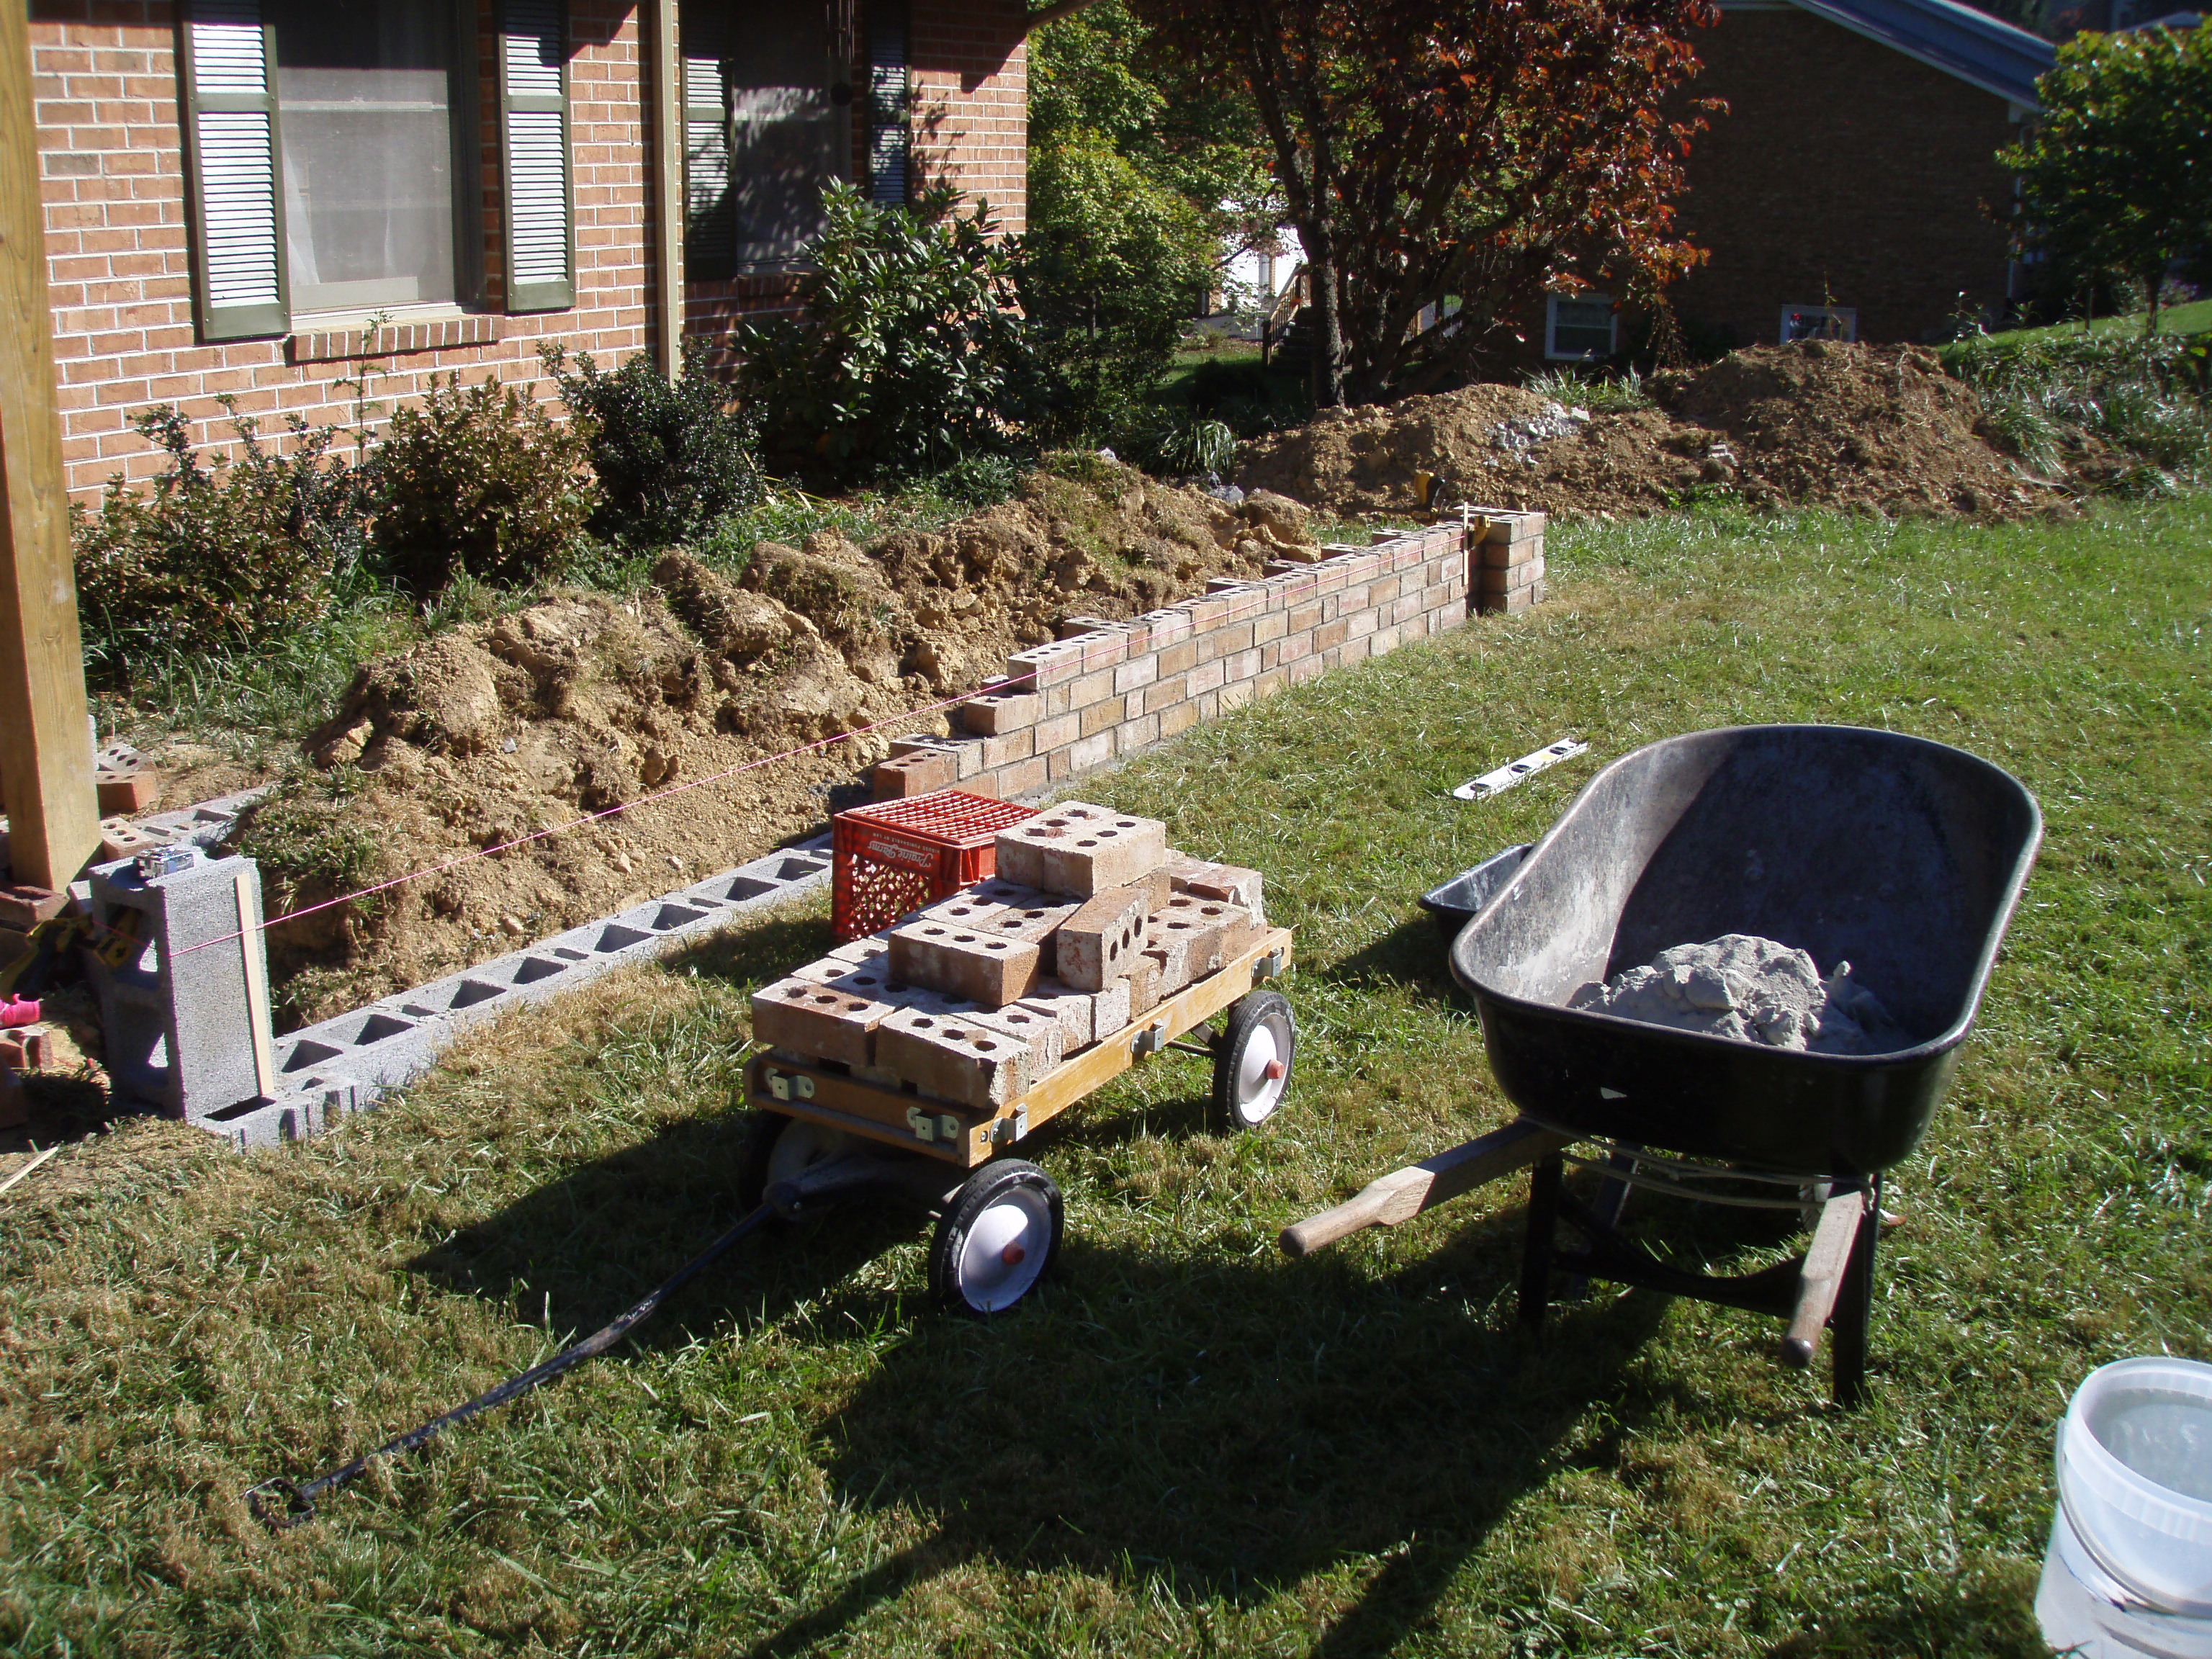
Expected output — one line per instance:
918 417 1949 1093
1449 725 2041 1177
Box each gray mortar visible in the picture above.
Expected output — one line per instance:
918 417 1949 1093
1570 933 1901 1055
194 835 833 1151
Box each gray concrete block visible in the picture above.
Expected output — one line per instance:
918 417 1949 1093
85 847 276 1120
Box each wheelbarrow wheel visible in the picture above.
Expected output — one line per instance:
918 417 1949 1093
1211 989 1296 1133
930 1159 1062 1314
737 1109 850 1215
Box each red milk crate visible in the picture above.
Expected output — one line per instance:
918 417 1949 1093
831 790 1040 941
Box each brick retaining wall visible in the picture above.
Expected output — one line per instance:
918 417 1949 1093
873 511 1546 803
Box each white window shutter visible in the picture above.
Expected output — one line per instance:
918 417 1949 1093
181 0 288 341
683 51 735 279
500 0 574 312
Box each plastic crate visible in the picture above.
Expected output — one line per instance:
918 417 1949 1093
831 790 1039 941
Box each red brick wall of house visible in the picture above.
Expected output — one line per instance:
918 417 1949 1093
1666 5 2020 349
34 0 1028 503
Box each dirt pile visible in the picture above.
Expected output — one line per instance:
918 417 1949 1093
1237 341 2056 521
235 460 1292 1026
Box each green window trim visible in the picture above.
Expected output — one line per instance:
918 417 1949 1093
499 0 575 313
179 0 291 342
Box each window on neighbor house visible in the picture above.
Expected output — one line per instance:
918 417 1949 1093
1545 294 1617 360
181 0 573 341
680 2 853 279
1781 305 1857 343
270 0 464 315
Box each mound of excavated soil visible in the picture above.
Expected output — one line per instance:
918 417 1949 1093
236 462 1313 1027
1237 341 2056 521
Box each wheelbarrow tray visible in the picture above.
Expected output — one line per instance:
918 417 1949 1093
749 927 1295 1167
1449 726 2041 1177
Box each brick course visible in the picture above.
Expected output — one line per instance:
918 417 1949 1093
881 512 1545 804
32 0 1028 500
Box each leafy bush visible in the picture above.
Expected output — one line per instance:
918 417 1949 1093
929 453 1027 508
733 183 1038 485
1020 132 1213 436
1951 333 2212 487
541 339 763 546
1179 356 1310 437
71 401 368 675
369 374 598 593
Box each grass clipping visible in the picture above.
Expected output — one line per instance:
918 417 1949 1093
229 459 1302 1026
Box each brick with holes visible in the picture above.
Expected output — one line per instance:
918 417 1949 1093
1164 853 1267 925
1055 884 1153 991
994 802 1167 898
750 977 896 1069
968 1002 1066 1075
887 918 1043 1007
1125 954 1164 1017
876 1006 1035 1108
1012 977 1097 1052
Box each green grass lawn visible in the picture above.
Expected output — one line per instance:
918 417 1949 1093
7 495 2208 1657
1966 297 2212 352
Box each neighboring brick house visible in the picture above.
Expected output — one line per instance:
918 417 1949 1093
31 0 1029 502
1538 0 2056 361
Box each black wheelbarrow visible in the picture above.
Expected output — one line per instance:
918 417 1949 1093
1285 725 2042 1404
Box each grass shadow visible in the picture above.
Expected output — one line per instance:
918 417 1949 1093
1315 913 1465 1005
773 1215 1682 1650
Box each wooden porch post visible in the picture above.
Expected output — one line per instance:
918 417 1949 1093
0 1 99 892
646 0 683 381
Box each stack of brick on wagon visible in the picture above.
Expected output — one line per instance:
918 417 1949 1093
751 804 1266 1112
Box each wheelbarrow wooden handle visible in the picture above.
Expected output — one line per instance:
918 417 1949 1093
1782 1187 1869 1367
1280 1119 1572 1256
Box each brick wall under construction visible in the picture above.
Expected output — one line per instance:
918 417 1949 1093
873 511 1547 804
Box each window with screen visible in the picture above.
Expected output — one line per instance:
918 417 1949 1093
1545 294 1617 361
269 0 465 315
682 3 848 276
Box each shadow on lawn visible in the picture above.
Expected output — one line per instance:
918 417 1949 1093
768 1222 1684 1655
1315 913 1467 1007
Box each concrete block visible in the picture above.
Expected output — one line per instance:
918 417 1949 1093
1486 511 1547 544
1147 896 1232 989
96 817 165 863
1478 583 1537 616
968 896 1078 975
994 755 1048 799
969 1002 1066 1076
876 1006 1033 1108
962 688 1040 736
888 918 1043 1007
918 893 1008 927
750 976 894 1068
1005 637 1089 690
827 935 891 967
995 803 1167 897
976 729 1035 770
0 884 66 930
86 848 277 1120
1056 884 1151 990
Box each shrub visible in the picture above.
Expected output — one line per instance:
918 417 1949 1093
1122 408 1238 477
1020 132 1213 437
1951 333 2211 486
369 374 598 594
733 183 1038 485
1524 365 1655 413
71 402 367 675
541 339 763 547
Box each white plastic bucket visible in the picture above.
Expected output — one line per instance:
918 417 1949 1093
2037 1357 2212 1658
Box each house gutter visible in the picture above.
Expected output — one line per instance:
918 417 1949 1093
645 0 683 379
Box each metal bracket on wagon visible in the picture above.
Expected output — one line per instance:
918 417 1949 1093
1252 948 1287 982
1130 1021 1169 1059
763 1066 815 1102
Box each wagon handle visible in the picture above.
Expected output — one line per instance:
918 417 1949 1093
1781 1187 1869 1367
1280 1118 1572 1256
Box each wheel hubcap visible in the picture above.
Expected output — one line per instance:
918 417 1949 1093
1235 1023 1287 1125
957 1187 1052 1312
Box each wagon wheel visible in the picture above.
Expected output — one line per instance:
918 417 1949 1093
1210 989 1296 1133
737 1110 850 1215
929 1159 1063 1314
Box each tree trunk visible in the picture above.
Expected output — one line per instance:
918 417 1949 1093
2143 266 2165 339
1308 244 1345 408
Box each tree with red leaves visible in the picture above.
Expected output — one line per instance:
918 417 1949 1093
1130 0 1719 405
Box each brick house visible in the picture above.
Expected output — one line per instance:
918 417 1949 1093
1539 0 2056 361
30 0 1030 502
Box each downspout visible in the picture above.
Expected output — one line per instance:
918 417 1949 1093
647 0 683 379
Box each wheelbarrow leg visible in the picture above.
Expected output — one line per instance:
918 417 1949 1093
1519 1155 1564 1331
1830 1174 1881 1408
1560 1148 1635 1299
